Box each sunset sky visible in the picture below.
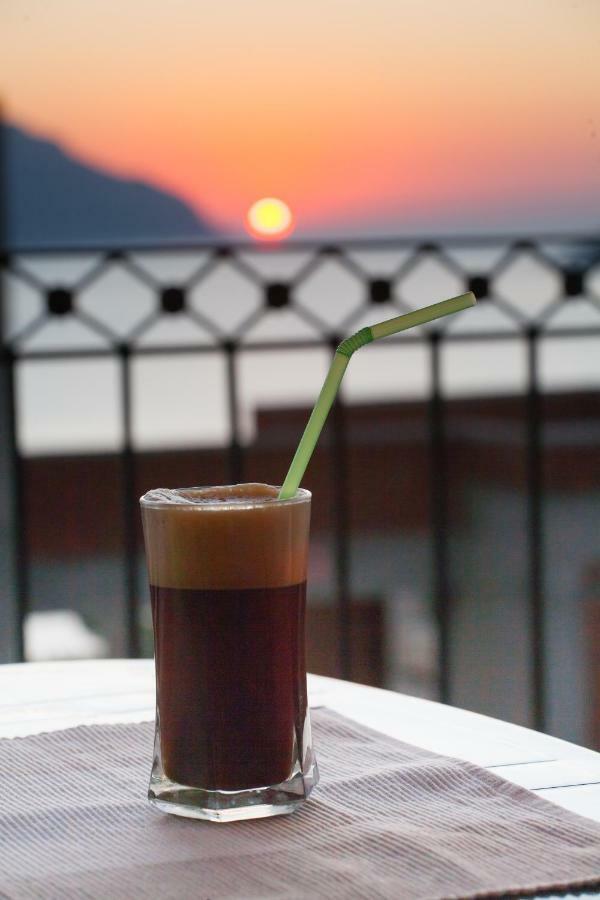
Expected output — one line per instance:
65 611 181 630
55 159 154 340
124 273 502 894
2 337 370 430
2 0 599 235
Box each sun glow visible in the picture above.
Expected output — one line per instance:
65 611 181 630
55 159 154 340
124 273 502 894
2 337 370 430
246 197 294 240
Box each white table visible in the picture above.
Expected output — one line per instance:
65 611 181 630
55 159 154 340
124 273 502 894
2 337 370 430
3 660 600 898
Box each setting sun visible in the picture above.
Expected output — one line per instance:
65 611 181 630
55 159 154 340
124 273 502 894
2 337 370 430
246 198 294 240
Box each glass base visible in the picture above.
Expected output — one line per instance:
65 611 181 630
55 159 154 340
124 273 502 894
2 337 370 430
148 755 319 823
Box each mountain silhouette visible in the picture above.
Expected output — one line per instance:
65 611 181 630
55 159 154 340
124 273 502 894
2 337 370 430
2 123 214 248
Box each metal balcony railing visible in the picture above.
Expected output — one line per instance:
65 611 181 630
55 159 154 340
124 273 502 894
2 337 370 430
1 234 599 734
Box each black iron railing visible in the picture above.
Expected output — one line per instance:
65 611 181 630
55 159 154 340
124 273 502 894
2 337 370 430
1 234 599 732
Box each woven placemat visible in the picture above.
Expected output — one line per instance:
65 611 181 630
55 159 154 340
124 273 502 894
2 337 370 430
2 708 600 899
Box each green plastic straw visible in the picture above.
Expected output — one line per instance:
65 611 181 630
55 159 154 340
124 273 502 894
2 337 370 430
278 291 476 500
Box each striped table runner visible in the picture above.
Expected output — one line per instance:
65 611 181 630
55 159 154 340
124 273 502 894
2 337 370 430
2 708 600 899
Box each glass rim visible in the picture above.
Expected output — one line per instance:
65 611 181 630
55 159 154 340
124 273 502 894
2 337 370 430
139 483 311 510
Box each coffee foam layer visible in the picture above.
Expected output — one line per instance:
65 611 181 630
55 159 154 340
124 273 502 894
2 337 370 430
141 484 311 590
141 483 287 506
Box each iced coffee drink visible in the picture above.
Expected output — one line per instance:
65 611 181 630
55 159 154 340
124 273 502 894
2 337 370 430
140 483 318 821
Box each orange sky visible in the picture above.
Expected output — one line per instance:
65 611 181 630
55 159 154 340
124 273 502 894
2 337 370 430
1 0 599 234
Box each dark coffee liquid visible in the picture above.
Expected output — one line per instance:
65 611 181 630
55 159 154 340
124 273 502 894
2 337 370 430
151 582 307 791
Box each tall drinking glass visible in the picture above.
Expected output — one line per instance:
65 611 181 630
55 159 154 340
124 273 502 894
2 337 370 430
140 483 318 822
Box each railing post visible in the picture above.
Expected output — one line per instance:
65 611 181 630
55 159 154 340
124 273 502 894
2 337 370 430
329 338 352 681
0 103 26 661
224 341 243 484
429 330 451 704
119 344 140 658
0 336 27 662
526 327 546 731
